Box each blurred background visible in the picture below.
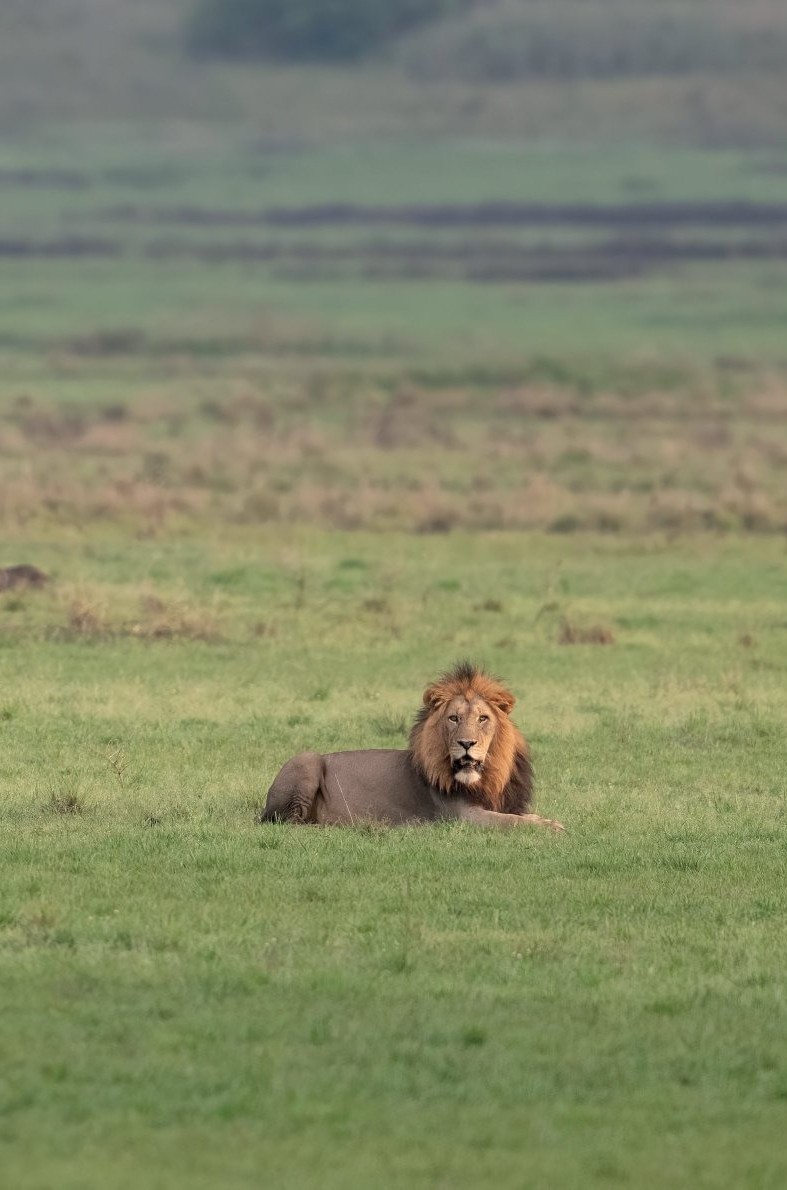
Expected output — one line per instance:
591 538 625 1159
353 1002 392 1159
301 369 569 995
1 0 787 534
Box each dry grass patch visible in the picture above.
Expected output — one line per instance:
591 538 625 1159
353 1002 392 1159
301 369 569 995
128 594 223 642
42 587 224 643
558 617 616 646
2 370 787 534
47 791 84 815
66 595 109 639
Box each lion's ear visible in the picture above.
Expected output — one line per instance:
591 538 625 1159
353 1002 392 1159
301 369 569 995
423 683 447 709
490 689 516 715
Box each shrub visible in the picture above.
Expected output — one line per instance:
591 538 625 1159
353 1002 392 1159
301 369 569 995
186 0 471 61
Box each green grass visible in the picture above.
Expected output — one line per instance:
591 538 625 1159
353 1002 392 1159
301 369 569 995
3 134 787 368
3 136 787 540
4 258 787 364
5 134 787 211
1 531 786 1188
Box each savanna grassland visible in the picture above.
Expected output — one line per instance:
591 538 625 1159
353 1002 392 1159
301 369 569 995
2 2 787 1185
2 532 787 1189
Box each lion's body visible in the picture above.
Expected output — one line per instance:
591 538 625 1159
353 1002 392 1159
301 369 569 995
262 662 564 831
264 749 446 825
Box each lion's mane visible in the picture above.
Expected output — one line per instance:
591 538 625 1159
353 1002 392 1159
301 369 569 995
408 661 533 814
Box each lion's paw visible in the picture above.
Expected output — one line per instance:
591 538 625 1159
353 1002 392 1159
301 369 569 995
538 816 565 833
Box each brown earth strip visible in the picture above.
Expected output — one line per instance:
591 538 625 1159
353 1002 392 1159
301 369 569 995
97 200 787 229
2 232 785 283
0 168 89 189
0 237 120 257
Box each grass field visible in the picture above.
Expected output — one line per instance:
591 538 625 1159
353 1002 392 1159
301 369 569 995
4 132 787 366
2 129 787 1178
2 135 787 541
2 4 787 1182
2 532 787 1188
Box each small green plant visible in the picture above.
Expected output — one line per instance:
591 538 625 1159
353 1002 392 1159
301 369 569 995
105 744 130 791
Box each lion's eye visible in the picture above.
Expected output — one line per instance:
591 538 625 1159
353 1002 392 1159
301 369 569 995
448 714 459 723
478 715 488 723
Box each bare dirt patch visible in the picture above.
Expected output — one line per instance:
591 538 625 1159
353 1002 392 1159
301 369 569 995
0 564 49 590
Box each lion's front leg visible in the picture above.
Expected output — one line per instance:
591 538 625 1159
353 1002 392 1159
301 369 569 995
455 805 565 832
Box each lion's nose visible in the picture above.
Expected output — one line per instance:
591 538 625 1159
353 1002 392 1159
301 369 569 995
458 740 476 751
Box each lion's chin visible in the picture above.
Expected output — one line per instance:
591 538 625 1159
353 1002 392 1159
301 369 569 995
453 767 482 787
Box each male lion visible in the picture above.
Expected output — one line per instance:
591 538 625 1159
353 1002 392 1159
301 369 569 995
262 662 564 831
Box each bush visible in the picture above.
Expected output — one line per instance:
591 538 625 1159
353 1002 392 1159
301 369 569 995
186 0 472 61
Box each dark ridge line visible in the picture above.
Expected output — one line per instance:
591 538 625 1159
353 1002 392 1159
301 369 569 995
0 169 89 189
3 235 787 284
140 236 787 265
262 200 787 228
96 200 787 228
0 238 120 257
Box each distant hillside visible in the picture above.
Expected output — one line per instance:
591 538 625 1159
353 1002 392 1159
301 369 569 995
1 0 786 146
0 0 207 126
397 0 787 81
186 0 787 80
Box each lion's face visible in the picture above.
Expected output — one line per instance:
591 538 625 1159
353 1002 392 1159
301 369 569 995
409 662 530 812
442 693 498 787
